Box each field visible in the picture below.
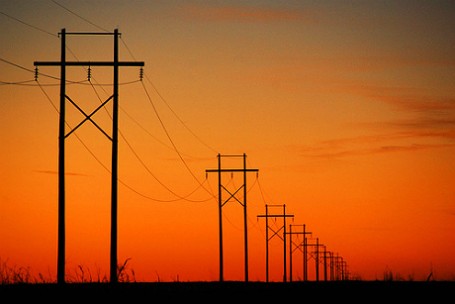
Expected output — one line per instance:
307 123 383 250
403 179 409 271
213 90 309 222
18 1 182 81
1 281 453 301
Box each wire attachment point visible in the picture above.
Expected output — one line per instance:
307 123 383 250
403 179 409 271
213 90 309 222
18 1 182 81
87 66 91 82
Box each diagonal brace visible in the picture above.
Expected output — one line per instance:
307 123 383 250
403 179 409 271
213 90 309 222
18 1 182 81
65 94 114 140
220 184 245 207
268 226 284 242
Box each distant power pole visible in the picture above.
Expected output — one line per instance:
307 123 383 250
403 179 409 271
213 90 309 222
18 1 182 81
287 224 311 282
322 245 328 281
257 204 294 282
34 28 144 284
306 238 323 281
206 153 258 282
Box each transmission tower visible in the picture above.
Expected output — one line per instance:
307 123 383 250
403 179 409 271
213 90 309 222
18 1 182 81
34 28 144 284
257 204 294 282
205 153 258 282
287 224 312 282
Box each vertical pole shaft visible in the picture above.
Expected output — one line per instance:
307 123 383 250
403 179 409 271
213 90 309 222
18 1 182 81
303 224 307 281
316 238 319 281
334 254 337 280
323 246 327 281
110 28 119 284
217 153 223 282
57 28 66 285
243 153 248 282
283 204 287 282
265 204 269 282
341 258 345 280
289 225 292 282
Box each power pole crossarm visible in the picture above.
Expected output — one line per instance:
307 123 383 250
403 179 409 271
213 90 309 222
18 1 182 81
34 61 144 66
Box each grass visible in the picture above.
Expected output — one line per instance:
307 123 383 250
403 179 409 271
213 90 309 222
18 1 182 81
1 258 453 301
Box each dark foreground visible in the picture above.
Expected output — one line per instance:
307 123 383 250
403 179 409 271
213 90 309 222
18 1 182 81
1 281 453 301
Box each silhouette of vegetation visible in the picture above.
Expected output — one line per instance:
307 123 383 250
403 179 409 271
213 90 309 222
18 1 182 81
1 257 454 284
0 258 135 284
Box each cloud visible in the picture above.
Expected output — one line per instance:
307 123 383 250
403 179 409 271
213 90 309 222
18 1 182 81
298 129 455 159
181 4 312 23
300 142 455 159
33 170 89 177
347 84 455 113
343 83 455 142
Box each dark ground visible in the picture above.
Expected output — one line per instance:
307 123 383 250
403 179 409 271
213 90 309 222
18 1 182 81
0 281 453 301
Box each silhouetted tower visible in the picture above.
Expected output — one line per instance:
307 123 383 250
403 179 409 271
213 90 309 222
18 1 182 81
301 224 312 281
257 204 294 282
329 251 335 281
34 29 144 284
287 224 311 282
305 238 322 281
322 245 328 281
206 153 258 282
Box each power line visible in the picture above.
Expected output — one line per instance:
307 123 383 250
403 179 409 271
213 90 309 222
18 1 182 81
37 75 208 204
120 37 218 154
0 57 37 74
0 11 57 37
0 79 36 85
140 81 214 197
50 0 109 32
86 77 213 203
2 2 216 192
0 57 80 82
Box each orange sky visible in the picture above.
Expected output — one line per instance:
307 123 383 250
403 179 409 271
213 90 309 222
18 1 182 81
1 1 454 282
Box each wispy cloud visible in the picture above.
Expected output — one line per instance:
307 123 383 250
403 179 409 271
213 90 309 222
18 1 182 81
300 141 455 159
33 170 89 177
181 4 313 23
348 84 455 140
298 129 455 159
347 84 455 113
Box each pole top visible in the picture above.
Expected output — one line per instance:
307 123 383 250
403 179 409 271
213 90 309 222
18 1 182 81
58 29 121 37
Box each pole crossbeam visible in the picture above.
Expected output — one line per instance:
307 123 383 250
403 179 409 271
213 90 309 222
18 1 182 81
34 28 144 284
206 168 259 173
34 61 144 67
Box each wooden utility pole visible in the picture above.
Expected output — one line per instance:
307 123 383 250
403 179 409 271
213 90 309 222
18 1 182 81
34 29 144 284
257 204 294 282
206 153 258 282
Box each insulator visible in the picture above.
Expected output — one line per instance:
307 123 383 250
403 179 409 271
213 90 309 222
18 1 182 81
139 67 144 81
34 67 38 81
87 66 91 82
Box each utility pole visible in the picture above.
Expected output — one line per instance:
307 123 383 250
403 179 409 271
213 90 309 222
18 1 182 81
329 251 335 281
205 153 258 282
300 224 312 281
257 204 294 282
287 224 312 282
305 238 323 281
322 245 328 281
34 29 144 284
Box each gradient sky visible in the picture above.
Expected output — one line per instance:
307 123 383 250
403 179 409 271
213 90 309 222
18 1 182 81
1 0 454 282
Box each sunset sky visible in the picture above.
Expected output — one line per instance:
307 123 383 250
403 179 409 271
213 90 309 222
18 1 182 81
1 0 454 282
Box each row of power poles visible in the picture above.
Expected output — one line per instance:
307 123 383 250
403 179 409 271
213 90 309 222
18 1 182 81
207 154 349 283
35 29 348 284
